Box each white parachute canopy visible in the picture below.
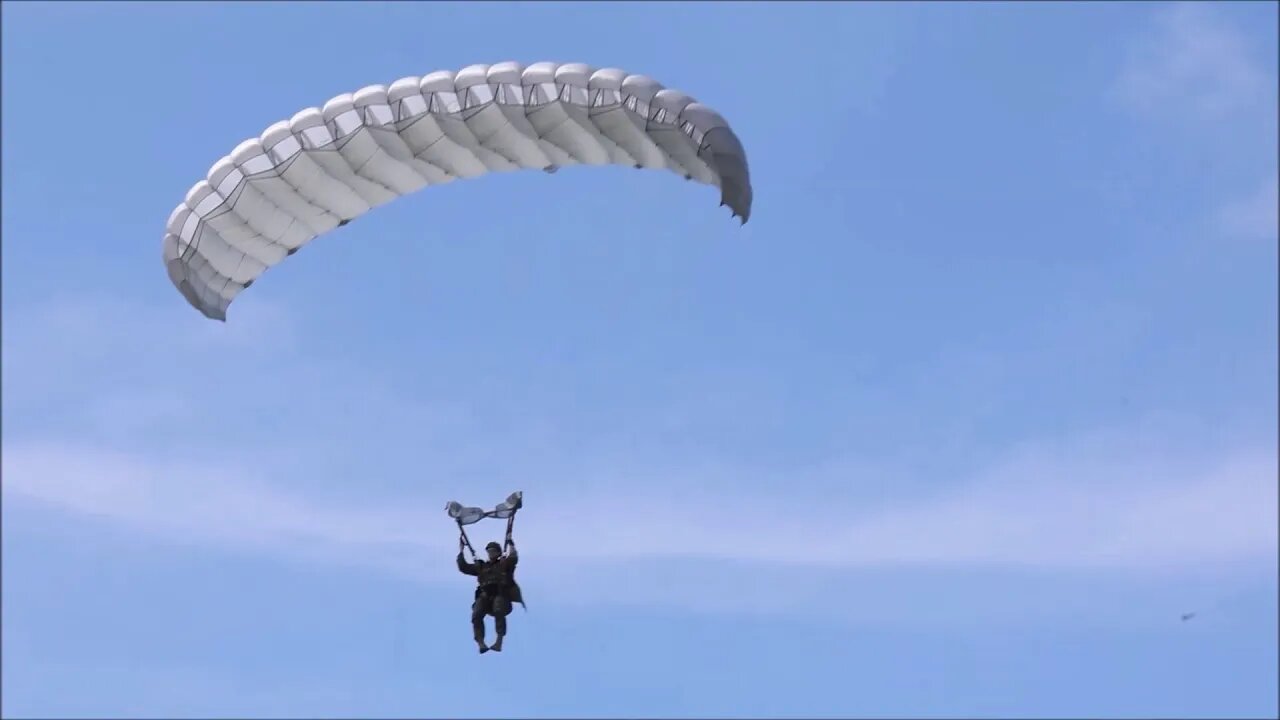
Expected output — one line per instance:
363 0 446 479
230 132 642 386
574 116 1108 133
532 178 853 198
162 61 754 321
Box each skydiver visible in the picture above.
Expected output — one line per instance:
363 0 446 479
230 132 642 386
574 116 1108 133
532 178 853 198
457 537 522 653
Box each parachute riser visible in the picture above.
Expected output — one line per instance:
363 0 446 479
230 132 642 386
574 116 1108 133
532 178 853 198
457 521 478 562
446 490 522 560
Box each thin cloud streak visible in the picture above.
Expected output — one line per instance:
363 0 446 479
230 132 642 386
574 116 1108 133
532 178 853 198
4 433 1274 579
1115 3 1269 120
4 294 1275 609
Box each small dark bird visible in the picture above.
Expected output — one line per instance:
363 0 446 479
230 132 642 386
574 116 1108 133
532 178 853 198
1181 612 1196 622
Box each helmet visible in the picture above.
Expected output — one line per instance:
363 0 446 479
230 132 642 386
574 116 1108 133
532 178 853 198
485 541 502 552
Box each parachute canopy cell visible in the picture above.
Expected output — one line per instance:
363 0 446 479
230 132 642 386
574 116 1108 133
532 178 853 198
162 61 754 321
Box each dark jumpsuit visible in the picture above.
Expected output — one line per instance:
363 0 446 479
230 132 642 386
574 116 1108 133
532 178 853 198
457 551 518 640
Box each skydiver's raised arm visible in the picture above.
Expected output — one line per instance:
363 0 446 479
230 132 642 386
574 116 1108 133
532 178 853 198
457 552 479 575
457 536 479 575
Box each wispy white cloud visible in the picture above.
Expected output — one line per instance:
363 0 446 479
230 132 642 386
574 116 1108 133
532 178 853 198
1218 175 1279 242
1115 3 1269 120
4 294 1275 621
1113 5 1277 252
1 440 439 581
4 430 1274 578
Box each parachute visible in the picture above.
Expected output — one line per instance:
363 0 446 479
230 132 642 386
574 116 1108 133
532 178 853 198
162 61 754 321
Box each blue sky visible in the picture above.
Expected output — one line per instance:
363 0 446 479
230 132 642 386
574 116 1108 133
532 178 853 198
2 1 1277 717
